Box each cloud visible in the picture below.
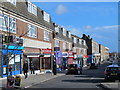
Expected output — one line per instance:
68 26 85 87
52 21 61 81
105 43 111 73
83 25 92 29
56 5 68 15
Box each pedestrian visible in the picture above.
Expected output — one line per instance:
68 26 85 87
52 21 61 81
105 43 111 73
30 61 35 74
23 61 28 79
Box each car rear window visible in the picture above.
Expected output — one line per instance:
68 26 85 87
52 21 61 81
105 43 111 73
68 64 77 68
107 67 119 71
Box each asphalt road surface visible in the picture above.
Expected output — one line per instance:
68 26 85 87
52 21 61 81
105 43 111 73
29 63 109 89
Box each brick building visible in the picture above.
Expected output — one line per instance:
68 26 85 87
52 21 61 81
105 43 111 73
0 0 55 77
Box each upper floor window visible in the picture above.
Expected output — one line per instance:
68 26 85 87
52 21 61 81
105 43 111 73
43 11 50 22
55 26 59 32
74 37 77 43
7 0 16 5
55 39 59 47
0 13 16 33
63 28 66 36
68 32 71 38
79 39 82 44
28 1 37 16
44 30 50 41
74 47 76 52
63 42 66 50
68 43 71 50
27 24 37 38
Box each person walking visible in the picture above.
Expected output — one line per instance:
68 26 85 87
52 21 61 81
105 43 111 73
23 61 28 79
30 61 35 74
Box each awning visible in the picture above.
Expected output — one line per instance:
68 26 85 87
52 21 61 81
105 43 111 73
27 55 40 57
44 55 51 57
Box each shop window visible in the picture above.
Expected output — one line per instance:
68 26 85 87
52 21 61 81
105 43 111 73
32 58 40 70
15 55 20 71
45 58 51 69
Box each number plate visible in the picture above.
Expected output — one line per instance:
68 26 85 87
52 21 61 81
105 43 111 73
111 73 117 75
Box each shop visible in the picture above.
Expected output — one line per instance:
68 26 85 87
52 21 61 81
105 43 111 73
68 51 74 64
41 49 53 73
23 53 40 74
1 45 24 78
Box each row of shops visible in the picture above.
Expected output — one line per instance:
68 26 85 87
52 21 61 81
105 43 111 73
1 45 89 78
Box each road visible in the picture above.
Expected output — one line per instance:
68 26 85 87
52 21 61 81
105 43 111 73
30 63 109 89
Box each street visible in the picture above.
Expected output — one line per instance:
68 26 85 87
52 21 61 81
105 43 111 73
29 63 109 89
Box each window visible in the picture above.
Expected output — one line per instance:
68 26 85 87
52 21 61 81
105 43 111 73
44 30 50 41
43 11 50 22
68 43 71 50
55 40 59 47
7 0 16 5
74 37 76 43
0 14 16 33
27 24 37 38
74 47 76 52
28 1 37 15
79 39 81 44
83 40 86 45
55 26 59 32
68 32 71 38
63 28 66 36
63 42 66 50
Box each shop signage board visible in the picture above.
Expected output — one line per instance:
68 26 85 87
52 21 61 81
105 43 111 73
62 52 68 57
42 49 52 54
68 51 74 58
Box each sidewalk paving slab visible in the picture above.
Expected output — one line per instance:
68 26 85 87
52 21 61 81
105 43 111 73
0 73 64 89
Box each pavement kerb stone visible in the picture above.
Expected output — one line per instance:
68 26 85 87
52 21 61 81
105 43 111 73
99 83 112 90
24 74 64 88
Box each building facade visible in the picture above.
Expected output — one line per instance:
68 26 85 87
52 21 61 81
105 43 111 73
0 0 55 77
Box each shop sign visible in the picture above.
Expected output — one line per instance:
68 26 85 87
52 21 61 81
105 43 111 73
84 55 89 58
68 58 73 64
42 49 52 54
74 54 77 59
62 52 68 57
68 51 74 58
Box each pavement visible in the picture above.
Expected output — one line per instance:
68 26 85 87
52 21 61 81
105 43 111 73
0 72 64 89
100 81 120 90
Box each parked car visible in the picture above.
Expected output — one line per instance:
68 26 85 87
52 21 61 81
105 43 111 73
66 64 82 75
90 63 98 69
104 65 120 81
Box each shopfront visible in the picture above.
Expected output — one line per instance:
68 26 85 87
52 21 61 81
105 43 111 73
1 45 24 78
41 49 52 73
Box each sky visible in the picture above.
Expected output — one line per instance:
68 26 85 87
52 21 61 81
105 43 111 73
33 2 118 53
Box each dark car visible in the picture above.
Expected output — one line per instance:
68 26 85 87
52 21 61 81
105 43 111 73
90 63 98 69
104 65 120 81
66 64 82 75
